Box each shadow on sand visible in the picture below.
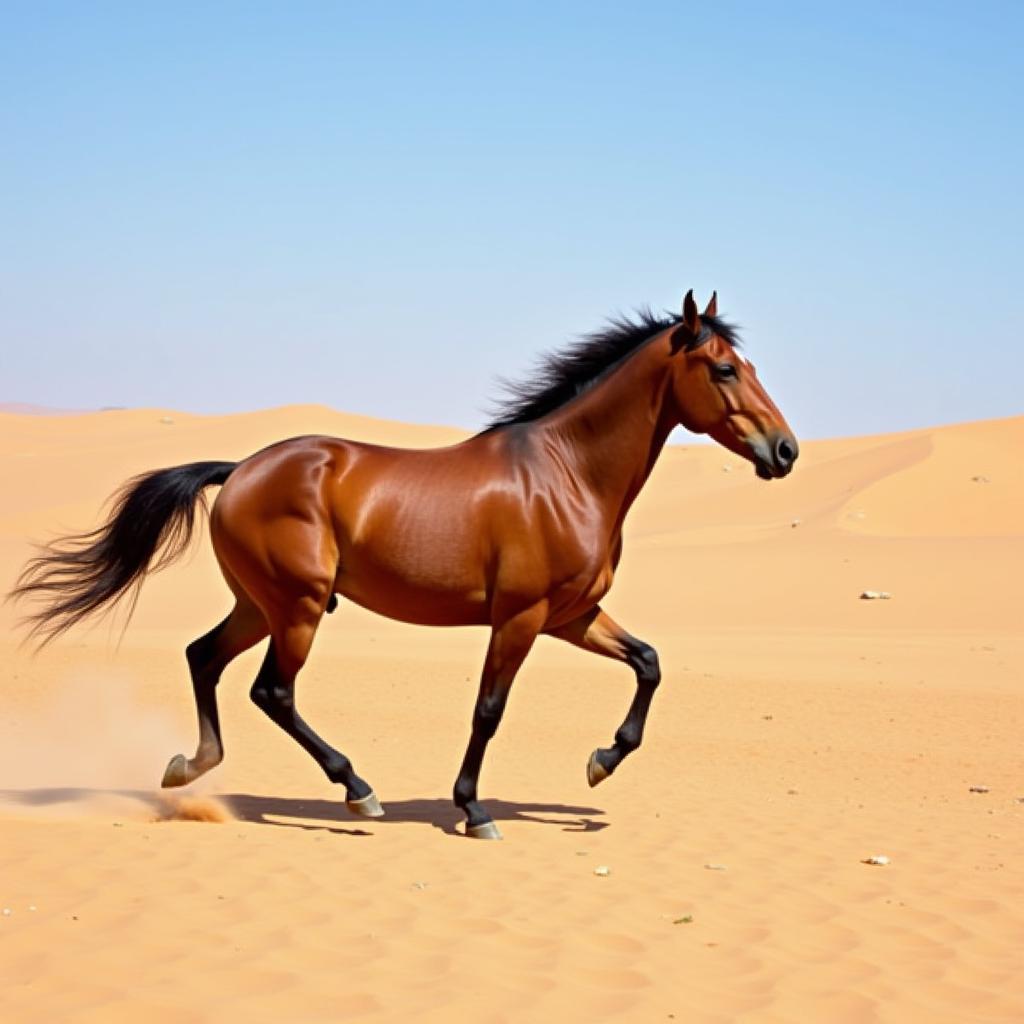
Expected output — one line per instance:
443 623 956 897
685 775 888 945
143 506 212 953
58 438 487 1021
0 787 608 838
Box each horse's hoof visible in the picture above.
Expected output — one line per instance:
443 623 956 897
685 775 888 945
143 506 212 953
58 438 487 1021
587 749 611 788
346 791 385 818
466 820 503 840
161 754 190 789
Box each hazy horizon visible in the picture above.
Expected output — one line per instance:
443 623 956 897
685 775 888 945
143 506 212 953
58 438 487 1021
4 397 1021 447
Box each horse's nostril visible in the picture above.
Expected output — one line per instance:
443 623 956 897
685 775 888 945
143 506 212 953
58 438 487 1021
775 437 797 467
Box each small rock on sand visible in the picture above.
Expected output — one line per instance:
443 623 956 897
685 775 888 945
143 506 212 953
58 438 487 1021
969 786 990 794
704 863 727 871
593 865 610 877
862 855 890 866
859 590 892 600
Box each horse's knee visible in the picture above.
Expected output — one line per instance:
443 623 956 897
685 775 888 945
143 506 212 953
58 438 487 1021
472 694 506 740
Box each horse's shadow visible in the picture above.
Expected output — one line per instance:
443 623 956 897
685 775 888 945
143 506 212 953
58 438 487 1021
0 787 607 838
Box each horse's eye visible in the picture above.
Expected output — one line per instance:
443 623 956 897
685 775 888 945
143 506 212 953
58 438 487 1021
713 363 737 381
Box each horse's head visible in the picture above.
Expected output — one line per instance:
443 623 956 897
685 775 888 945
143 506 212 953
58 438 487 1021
668 290 798 480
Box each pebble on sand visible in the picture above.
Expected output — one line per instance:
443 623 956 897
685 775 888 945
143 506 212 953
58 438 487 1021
969 786 991 793
862 855 890 866
593 865 610 877
704 863 727 871
859 590 892 600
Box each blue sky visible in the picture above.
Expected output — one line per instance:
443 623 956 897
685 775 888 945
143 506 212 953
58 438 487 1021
2 2 1021 439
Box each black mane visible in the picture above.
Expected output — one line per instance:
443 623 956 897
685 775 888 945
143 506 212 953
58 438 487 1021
485 308 741 429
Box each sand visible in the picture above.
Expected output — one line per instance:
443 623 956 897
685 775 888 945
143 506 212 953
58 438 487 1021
1 406 1021 1023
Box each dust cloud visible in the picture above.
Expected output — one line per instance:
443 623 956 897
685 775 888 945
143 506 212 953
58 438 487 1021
0 669 234 823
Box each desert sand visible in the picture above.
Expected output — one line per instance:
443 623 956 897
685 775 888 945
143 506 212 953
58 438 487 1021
1 405 1021 1023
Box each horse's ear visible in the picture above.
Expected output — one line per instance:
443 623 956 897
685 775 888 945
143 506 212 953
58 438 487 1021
703 291 718 318
682 289 701 333
670 289 703 352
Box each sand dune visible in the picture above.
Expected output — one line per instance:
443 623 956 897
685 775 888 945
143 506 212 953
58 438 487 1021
1 407 1021 1023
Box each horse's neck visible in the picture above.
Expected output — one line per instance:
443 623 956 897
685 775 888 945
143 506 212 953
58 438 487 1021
544 336 676 527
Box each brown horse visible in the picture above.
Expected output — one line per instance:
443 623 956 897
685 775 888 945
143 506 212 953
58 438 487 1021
12 290 797 838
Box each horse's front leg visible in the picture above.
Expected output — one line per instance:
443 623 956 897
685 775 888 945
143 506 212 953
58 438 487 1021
453 602 548 839
547 605 661 786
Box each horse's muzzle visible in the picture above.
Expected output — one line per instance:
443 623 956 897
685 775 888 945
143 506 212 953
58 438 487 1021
751 432 799 480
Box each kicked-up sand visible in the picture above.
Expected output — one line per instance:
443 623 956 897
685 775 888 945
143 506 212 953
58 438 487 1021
0 405 1021 1023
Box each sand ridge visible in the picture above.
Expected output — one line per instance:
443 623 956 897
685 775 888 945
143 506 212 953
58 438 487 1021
1 407 1022 1022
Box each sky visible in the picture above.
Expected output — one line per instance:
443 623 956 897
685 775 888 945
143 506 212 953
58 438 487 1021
2 1 1022 440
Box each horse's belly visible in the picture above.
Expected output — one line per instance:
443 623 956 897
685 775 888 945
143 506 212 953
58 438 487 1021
336 578 489 626
334 540 490 627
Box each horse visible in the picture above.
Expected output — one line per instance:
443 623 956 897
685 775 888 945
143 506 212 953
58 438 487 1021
11 290 797 839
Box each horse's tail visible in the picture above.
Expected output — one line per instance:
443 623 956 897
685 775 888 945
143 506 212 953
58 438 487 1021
9 460 238 646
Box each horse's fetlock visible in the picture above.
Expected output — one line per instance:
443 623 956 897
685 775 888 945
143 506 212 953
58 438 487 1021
615 725 642 753
194 744 223 769
453 779 475 808
324 754 351 782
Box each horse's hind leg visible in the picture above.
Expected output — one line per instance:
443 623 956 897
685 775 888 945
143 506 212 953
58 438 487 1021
162 599 269 788
250 600 382 818
546 606 661 787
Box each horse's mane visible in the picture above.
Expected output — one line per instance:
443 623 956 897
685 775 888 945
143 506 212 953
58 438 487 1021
485 308 741 429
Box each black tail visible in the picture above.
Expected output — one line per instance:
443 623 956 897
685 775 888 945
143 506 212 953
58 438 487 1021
9 460 238 646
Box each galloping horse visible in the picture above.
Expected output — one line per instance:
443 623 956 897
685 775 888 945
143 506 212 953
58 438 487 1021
12 290 797 839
